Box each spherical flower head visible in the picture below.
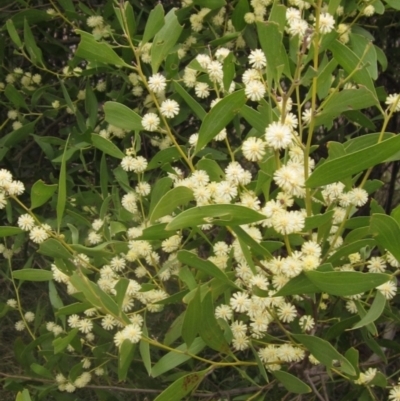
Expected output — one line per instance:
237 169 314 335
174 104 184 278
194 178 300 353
363 5 375 17
242 136 266 162
148 73 167 94
287 18 309 38
15 320 26 331
230 292 250 313
348 188 368 207
24 311 35 322
0 169 13 187
377 280 397 299
248 49 267 69
277 302 297 323
78 318 93 333
207 61 223 82
385 93 400 112
29 226 49 243
215 47 230 61
68 314 80 328
244 12 256 24
245 80 266 101
160 99 180 118
299 315 315 332
265 121 292 150
195 82 210 98
215 304 233 321
318 13 335 35
7 299 17 308
18 214 35 231
142 113 160 131
87 15 104 28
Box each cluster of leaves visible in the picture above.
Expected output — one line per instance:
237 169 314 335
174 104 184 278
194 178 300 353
2 1 400 401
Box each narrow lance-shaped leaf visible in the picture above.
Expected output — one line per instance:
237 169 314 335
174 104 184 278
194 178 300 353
272 371 311 394
370 213 400 262
24 19 44 66
150 187 193 223
142 4 164 44
6 19 22 48
351 291 386 330
104 101 143 131
293 334 356 376
166 204 266 231
75 30 126 66
0 226 23 237
56 136 69 232
195 90 246 153
151 8 183 73
91 134 125 159
12 269 53 281
182 287 201 347
305 271 390 296
154 368 210 401
307 135 400 187
118 340 136 381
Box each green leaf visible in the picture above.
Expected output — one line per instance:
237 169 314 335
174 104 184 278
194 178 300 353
178 250 239 288
272 371 311 394
75 30 126 66
195 90 246 152
370 213 400 262
38 239 71 260
305 271 390 296
240 105 269 134
274 272 321 297
154 368 210 401
52 329 79 354
232 0 250 31
151 9 183 73
16 389 32 401
199 291 230 353
30 363 53 379
30 180 57 210
0 226 23 237
315 88 377 127
182 287 201 347
91 134 125 159
4 84 28 110
147 147 182 170
384 0 400 10
140 320 152 375
6 19 22 48
150 187 194 223
118 340 136 381
142 4 164 44
326 239 376 266
166 204 265 231
103 101 143 131
351 291 386 330
85 83 98 129
12 269 53 282
329 39 377 97
350 34 378 80
24 19 44 66
174 82 206 120
2 120 37 148
293 334 356 376
151 337 206 377
57 137 69 232
306 135 400 187
231 226 272 259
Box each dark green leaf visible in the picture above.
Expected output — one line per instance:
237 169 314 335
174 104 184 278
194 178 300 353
30 180 57 209
91 134 125 159
142 4 164 44
118 340 136 381
370 213 400 262
351 291 386 330
182 287 201 347
0 226 23 237
272 371 311 394
104 101 143 131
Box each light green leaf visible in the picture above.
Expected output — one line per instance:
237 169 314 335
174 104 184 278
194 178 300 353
350 34 378 80
231 226 272 259
151 8 183 73
0 226 23 237
91 134 125 159
30 180 57 209
195 90 246 153
154 368 210 401
232 0 250 31
6 19 22 48
16 389 32 401
173 82 206 120
272 371 311 394
56 137 69 232
118 340 136 381
315 87 377 127
150 187 193 223
142 4 164 44
199 291 230 353
240 105 269 134
24 19 44 66
193 0 226 9
182 287 201 347
75 30 126 66
38 239 72 260
166 204 265 231
52 329 79 354
103 101 143 131
293 334 356 376
4 84 28 110
151 337 206 377
12 269 53 282
177 250 239 288
140 322 152 376
384 0 400 10
274 272 321 297
307 135 400 187
305 271 390 296
329 39 377 97
351 291 386 330
370 213 400 262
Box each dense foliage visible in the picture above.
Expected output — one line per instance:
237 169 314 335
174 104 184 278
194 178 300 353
2 1 400 400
